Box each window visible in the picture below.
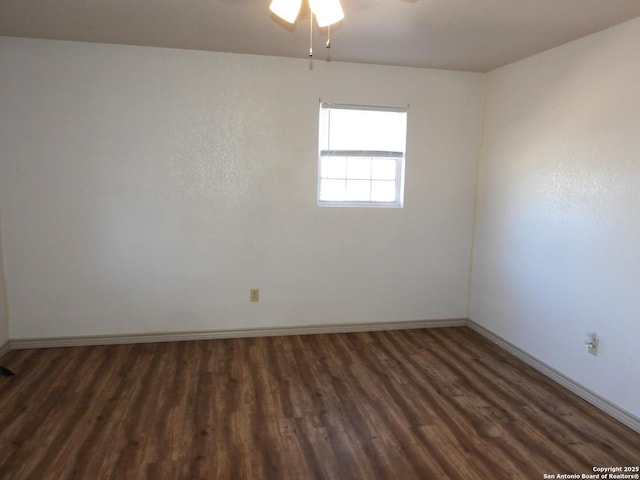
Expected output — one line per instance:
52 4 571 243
318 103 407 207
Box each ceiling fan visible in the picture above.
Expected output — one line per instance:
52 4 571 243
269 0 344 56
269 0 419 57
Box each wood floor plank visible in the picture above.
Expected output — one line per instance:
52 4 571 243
0 327 638 479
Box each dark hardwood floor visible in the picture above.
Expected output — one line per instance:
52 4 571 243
0 327 638 479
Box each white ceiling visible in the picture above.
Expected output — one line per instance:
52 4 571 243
1 0 639 72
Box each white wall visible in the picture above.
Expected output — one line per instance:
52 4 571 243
0 37 483 338
470 17 640 419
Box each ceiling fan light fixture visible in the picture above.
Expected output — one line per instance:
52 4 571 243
270 0 343 57
269 0 302 23
309 0 344 27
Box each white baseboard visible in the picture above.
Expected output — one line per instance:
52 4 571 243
467 319 640 435
0 340 9 358
9 318 467 350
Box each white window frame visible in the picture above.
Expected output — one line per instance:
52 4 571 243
317 103 407 208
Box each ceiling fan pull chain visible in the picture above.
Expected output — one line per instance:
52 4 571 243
327 24 332 49
309 12 313 57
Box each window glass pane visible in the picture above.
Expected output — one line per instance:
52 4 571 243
320 108 406 152
346 158 372 180
318 103 406 207
371 158 397 180
371 180 397 202
320 179 346 201
320 156 347 179
345 180 371 201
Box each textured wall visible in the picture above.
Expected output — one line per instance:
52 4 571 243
0 213 8 347
470 17 640 418
0 37 483 338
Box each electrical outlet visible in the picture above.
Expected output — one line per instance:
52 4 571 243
250 288 259 302
585 333 599 356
